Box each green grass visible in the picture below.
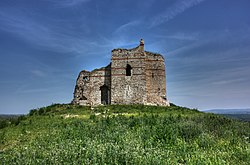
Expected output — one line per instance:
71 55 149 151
0 104 249 164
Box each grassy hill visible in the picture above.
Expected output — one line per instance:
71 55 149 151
0 104 249 164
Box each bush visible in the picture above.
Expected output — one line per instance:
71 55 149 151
0 119 9 129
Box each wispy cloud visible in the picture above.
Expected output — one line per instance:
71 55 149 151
31 70 47 77
0 9 99 55
150 0 206 27
167 28 250 57
99 35 139 51
166 28 250 100
212 78 246 85
17 88 50 94
0 10 64 50
114 21 141 35
153 32 200 42
49 0 91 7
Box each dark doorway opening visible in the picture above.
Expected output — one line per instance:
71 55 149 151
100 85 110 105
126 64 132 76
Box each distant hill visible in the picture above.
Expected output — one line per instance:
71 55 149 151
203 109 250 121
0 104 249 164
204 108 250 114
0 114 23 119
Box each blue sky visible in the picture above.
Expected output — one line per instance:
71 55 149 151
0 0 250 114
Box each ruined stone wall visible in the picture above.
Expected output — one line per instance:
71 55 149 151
72 64 111 106
72 70 91 105
73 39 169 106
111 45 147 105
145 52 169 106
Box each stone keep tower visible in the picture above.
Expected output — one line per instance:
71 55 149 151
72 39 170 106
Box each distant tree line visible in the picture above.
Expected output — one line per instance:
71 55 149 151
0 115 26 129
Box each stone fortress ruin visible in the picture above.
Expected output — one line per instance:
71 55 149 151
72 39 170 106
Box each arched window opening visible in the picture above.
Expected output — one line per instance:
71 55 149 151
126 64 132 76
152 73 154 78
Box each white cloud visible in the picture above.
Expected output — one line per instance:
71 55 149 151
150 0 206 27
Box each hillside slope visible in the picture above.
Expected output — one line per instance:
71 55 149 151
0 104 249 164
